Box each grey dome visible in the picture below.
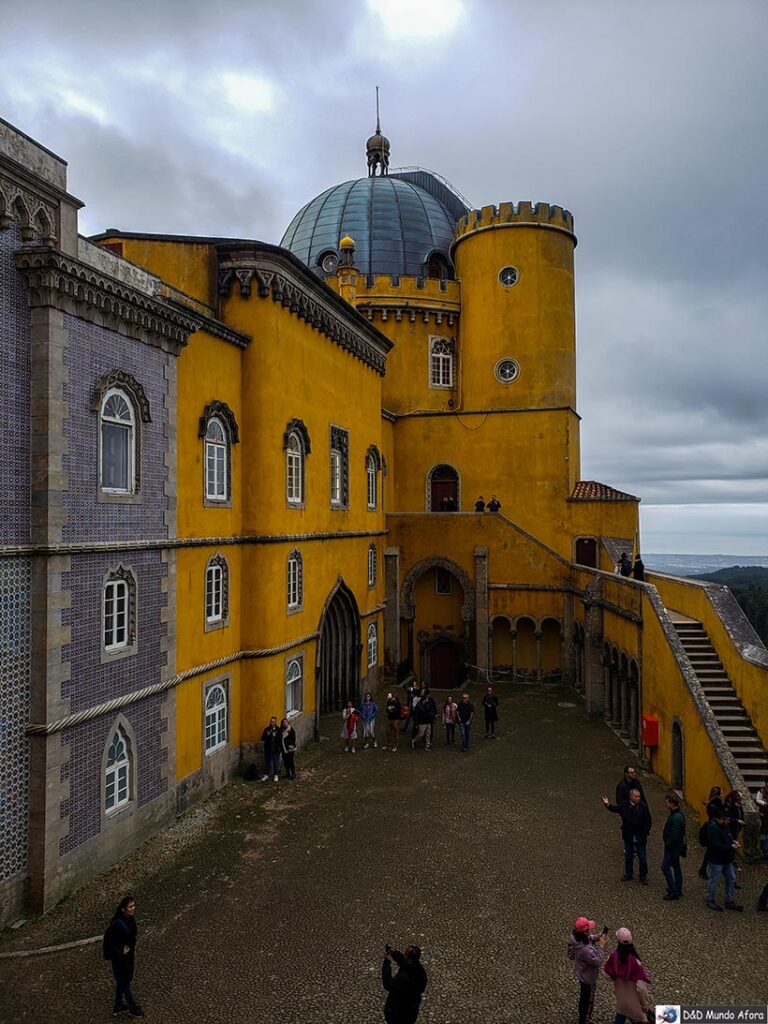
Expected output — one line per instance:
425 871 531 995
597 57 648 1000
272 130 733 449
281 176 458 279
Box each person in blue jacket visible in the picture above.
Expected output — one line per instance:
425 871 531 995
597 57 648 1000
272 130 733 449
360 692 379 749
103 895 144 1017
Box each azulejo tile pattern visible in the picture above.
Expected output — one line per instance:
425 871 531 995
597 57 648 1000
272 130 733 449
0 558 32 882
61 314 170 544
0 223 31 546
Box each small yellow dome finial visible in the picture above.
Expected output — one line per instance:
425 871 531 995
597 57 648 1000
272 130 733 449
339 235 355 250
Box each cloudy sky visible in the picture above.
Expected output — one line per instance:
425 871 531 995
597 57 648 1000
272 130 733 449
3 0 766 555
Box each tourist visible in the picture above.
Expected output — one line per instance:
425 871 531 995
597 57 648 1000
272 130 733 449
482 685 499 738
567 916 607 1024
382 943 427 1024
474 496 485 512
618 552 632 577
631 555 645 582
601 789 653 884
360 691 378 749
103 895 144 1018
661 793 686 900
423 688 437 745
705 809 743 911
411 696 432 751
281 717 297 780
698 786 724 878
757 779 768 856
442 694 458 744
401 681 418 733
457 692 474 752
385 692 402 751
487 494 501 512
261 716 282 782
341 699 360 753
723 789 745 842
603 927 652 1024
615 765 647 805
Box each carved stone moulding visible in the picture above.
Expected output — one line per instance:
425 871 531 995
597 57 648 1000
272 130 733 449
0 175 58 244
14 247 201 354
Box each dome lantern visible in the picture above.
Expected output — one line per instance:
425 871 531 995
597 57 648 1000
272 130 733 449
366 86 390 177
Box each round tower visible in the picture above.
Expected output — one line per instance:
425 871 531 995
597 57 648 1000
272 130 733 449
451 202 577 412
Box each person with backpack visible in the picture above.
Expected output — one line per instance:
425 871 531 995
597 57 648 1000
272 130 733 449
661 793 686 900
103 895 144 1017
567 916 607 1024
382 943 427 1024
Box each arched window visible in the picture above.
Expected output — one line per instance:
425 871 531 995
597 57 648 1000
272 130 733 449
105 726 131 812
368 544 377 588
366 452 377 509
199 401 239 506
429 338 455 388
286 657 303 714
205 555 229 627
425 253 449 280
204 683 228 753
427 463 460 511
103 567 136 654
100 388 135 494
367 622 378 668
286 432 304 505
287 548 303 612
205 417 227 502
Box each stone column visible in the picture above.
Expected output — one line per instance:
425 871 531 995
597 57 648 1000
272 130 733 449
383 547 400 673
562 589 575 685
474 547 489 674
534 631 542 682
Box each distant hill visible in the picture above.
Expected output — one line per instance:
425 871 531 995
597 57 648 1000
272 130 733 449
689 566 768 645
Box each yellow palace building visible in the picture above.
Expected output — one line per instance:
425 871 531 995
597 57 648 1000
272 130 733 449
1 117 766 918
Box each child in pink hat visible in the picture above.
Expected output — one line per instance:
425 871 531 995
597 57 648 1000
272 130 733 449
567 916 607 1024
603 927 652 1023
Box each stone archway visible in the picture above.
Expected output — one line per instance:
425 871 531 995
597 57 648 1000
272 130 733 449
316 579 361 713
400 557 475 682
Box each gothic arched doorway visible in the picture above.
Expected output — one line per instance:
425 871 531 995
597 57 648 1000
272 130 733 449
317 580 360 713
427 464 459 511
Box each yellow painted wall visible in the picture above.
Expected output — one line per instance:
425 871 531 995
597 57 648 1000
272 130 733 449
412 568 465 638
107 236 218 310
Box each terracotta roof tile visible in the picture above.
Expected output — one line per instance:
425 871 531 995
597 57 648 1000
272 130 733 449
569 480 639 502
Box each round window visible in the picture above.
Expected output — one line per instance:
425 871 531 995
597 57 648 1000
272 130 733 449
319 251 339 274
494 358 520 384
498 266 519 287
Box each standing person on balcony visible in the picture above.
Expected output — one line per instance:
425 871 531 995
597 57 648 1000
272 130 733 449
487 494 502 512
631 555 645 581
601 789 653 884
474 496 486 512
618 552 632 577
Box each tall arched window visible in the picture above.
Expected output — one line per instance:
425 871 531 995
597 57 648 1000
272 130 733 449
205 417 228 502
366 452 377 509
105 726 131 812
286 657 303 714
286 432 304 505
287 548 303 612
100 388 135 494
204 683 228 753
429 338 455 388
368 544 377 588
205 555 229 628
103 566 137 656
367 622 378 668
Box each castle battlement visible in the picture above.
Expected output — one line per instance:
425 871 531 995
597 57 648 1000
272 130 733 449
454 201 575 241
357 273 461 302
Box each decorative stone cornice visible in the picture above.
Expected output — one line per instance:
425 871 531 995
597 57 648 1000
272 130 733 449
92 369 152 423
14 246 200 354
358 305 458 327
199 400 240 443
0 173 57 243
216 244 392 376
283 418 311 454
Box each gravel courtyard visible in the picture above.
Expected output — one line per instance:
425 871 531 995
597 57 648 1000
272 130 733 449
2 683 766 1023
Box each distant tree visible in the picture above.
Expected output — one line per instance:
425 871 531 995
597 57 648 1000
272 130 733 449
689 567 768 646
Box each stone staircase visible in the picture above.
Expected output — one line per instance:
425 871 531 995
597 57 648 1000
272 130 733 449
674 620 768 792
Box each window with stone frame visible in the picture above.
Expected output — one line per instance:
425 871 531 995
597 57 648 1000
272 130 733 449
367 622 378 668
435 567 453 595
366 452 377 509
103 567 136 654
286 656 303 714
429 337 455 388
367 544 377 588
286 432 304 505
105 726 132 812
199 401 239 506
100 388 136 494
204 682 228 753
205 554 229 627
329 425 349 508
287 548 303 612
